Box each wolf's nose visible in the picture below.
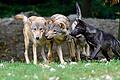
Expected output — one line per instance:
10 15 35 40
36 37 39 40
45 35 47 38
69 32 73 36
45 34 48 38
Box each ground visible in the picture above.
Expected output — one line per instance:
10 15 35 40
0 60 120 80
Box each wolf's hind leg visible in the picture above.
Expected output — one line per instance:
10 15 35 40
112 49 120 59
102 50 110 61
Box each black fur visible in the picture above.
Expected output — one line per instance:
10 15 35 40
70 19 120 61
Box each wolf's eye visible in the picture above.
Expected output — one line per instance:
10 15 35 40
34 28 36 30
40 28 43 30
53 30 56 32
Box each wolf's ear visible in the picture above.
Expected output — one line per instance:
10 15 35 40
47 19 54 24
26 18 32 25
76 2 82 20
59 23 65 29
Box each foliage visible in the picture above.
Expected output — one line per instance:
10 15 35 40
0 0 75 18
0 0 119 19
91 0 120 19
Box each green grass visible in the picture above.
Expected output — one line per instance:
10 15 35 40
0 60 120 80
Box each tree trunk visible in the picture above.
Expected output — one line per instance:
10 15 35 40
82 0 92 17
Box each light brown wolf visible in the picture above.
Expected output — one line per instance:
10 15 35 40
15 14 52 64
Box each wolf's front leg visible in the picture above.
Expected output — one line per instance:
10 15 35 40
47 43 53 63
57 45 65 64
86 44 90 57
33 43 37 64
67 39 77 61
41 47 47 63
24 33 30 64
76 44 81 61
90 44 101 59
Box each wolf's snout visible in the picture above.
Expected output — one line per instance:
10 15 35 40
45 34 48 38
70 31 75 36
45 33 53 40
70 29 80 38
36 37 39 40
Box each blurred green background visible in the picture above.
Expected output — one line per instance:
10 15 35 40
0 0 119 19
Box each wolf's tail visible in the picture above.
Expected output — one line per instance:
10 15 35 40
14 14 28 23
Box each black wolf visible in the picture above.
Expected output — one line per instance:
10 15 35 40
70 2 120 61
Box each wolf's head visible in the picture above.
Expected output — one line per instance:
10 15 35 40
15 14 47 40
45 14 70 40
45 20 65 40
70 2 97 38
70 2 86 38
71 20 87 38
29 16 47 40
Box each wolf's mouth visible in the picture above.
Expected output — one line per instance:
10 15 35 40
76 34 82 38
46 37 53 40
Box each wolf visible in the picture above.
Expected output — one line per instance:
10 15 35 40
45 14 78 63
15 14 52 64
70 2 120 61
